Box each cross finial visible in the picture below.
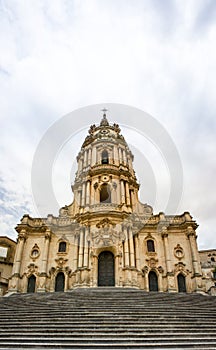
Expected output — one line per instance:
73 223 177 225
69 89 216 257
100 108 109 126
101 108 108 117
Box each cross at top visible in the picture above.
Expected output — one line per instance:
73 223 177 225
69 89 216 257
100 108 109 126
101 108 108 117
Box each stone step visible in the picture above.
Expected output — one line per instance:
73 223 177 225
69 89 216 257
0 346 215 350
0 336 216 342
0 339 216 348
1 288 216 349
1 325 216 330
1 332 216 337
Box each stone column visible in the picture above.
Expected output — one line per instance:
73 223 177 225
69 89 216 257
13 229 26 276
93 254 98 287
187 226 202 276
112 183 117 204
162 227 175 292
114 145 118 165
73 233 79 270
87 149 91 167
143 267 149 292
83 227 89 268
64 272 69 291
134 235 140 269
9 229 26 292
123 226 129 267
38 230 51 292
122 149 127 164
83 150 87 168
129 228 135 267
158 271 163 292
92 147 96 166
115 254 119 286
162 227 172 274
120 180 125 204
78 190 82 207
41 229 51 275
130 190 135 209
78 158 82 174
125 182 130 206
78 229 84 268
81 182 86 206
116 181 120 204
119 148 122 164
86 181 90 206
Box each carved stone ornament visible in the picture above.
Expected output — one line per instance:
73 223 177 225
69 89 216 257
27 263 38 274
89 124 96 134
30 244 40 260
92 227 125 247
149 258 157 268
96 218 114 228
55 257 68 267
113 123 121 133
146 257 158 268
174 244 184 259
158 266 164 274
174 262 187 273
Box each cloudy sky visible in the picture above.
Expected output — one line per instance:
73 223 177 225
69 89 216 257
0 0 216 249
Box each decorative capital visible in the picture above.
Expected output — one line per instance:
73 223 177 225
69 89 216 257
18 229 26 241
161 226 168 238
187 225 195 237
45 229 51 240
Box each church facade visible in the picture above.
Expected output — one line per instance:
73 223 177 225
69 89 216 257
7 114 215 294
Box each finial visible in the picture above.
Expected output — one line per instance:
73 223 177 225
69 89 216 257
100 108 109 126
101 108 108 117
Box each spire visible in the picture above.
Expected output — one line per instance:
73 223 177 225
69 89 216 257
100 108 109 126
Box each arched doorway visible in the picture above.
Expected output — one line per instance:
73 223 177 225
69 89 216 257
98 251 115 286
148 271 158 291
55 272 65 292
27 275 36 293
177 273 186 292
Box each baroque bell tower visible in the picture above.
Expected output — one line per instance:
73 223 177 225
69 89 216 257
69 111 152 219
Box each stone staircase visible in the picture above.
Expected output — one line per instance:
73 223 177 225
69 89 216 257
0 288 216 349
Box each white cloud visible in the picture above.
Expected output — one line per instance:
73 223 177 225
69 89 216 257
0 0 215 248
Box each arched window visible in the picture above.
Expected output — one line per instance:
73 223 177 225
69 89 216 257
100 183 111 203
101 150 109 164
177 273 186 293
147 239 155 252
27 275 36 293
148 271 158 291
55 272 65 292
58 241 66 253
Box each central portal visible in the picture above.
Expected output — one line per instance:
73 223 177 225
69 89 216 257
98 251 115 286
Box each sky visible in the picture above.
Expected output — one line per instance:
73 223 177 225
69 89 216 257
0 0 216 249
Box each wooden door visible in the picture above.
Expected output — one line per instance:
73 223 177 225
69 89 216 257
98 251 115 286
